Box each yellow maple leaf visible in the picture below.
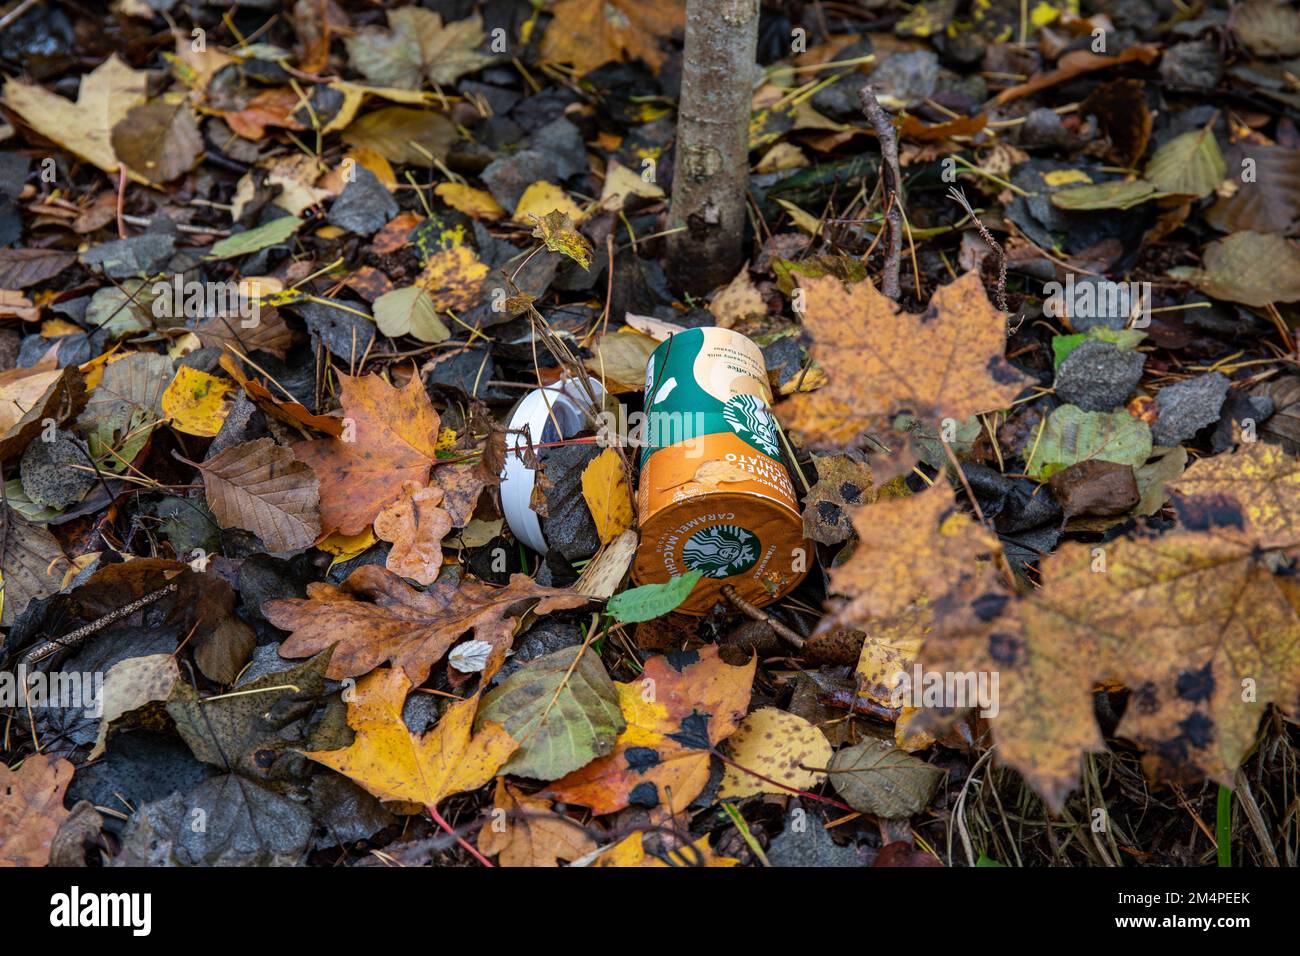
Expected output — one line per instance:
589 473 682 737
303 667 518 809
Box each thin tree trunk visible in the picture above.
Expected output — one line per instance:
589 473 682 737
667 0 759 295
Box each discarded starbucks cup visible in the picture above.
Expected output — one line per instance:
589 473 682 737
633 327 809 614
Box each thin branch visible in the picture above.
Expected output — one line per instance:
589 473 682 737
858 86 902 299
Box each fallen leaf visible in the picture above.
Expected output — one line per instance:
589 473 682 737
1144 124 1225 199
991 44 1161 106
303 667 518 809
291 371 440 535
2 55 147 175
345 8 494 89
342 107 457 165
0 755 73 867
593 831 738 867
265 567 591 685
477 780 596 867
580 448 634 545
476 645 626 780
708 267 767 328
718 708 832 799
1025 404 1153 480
435 182 506 221
515 181 585 224
540 0 685 76
1 504 67 625
530 209 594 269
111 98 203 183
90 654 180 760
546 646 755 816
778 272 1032 446
1189 231 1300 307
827 481 1004 626
161 366 236 437
373 480 453 585
373 284 451 343
828 738 945 818
198 437 322 553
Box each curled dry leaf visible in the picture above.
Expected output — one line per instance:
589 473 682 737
373 480 454 585
265 567 591 685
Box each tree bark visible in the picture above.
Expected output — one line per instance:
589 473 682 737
667 0 759 295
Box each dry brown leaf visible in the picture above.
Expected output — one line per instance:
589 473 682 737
194 308 293 360
0 755 74 867
373 481 453 585
265 567 591 685
476 780 596 867
777 272 1031 447
291 371 440 535
708 267 766 328
1 504 67 626
430 461 494 526
991 44 1162 106
198 438 321 553
2 55 147 175
219 353 344 438
539 0 684 76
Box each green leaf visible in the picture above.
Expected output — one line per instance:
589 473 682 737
605 571 704 622
1145 124 1226 198
1051 333 1086 370
474 646 626 781
1056 327 1148 369
372 285 450 342
1051 179 1163 211
207 216 301 260
976 852 1006 867
1026 404 1153 480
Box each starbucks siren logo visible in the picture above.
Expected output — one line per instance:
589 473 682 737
682 525 760 578
722 394 780 457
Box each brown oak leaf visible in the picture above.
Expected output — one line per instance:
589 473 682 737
373 481 453 585
264 567 591 685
